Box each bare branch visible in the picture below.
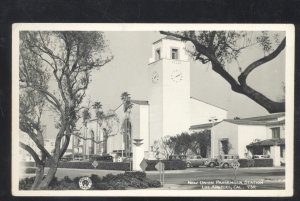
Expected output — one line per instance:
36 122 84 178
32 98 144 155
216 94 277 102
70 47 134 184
19 142 43 165
238 37 286 84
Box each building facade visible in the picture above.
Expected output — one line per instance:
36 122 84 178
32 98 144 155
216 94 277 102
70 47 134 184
80 36 228 158
209 113 285 166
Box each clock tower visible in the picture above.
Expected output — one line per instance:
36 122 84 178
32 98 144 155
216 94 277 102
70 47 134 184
148 36 190 147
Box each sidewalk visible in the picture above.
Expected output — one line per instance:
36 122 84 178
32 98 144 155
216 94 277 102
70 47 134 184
145 166 285 174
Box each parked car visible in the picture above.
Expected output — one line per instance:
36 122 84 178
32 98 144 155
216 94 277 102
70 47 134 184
253 154 270 159
204 158 219 167
218 154 239 168
186 155 209 168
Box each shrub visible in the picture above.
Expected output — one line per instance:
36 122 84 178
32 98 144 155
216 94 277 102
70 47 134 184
145 160 186 171
47 161 131 171
99 171 160 190
24 167 37 174
19 176 35 190
254 158 273 167
22 161 36 167
19 172 161 190
238 159 255 167
23 160 186 171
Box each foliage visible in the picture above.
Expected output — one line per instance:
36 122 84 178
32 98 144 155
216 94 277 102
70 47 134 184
19 176 36 190
172 133 193 155
190 130 211 157
20 172 161 190
121 92 133 113
254 159 273 167
221 139 232 154
238 159 255 167
145 160 187 171
160 31 285 113
19 31 112 189
82 108 91 126
121 92 133 157
153 136 176 159
153 131 212 158
53 161 130 171
24 167 37 174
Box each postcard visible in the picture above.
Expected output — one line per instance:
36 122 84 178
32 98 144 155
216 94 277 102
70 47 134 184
12 23 294 196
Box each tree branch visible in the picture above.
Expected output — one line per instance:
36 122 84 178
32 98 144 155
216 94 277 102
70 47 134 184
238 37 286 84
20 129 53 160
19 142 43 165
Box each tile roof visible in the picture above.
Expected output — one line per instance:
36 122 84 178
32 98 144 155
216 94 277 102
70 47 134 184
190 122 220 130
223 119 268 126
241 112 285 121
246 138 285 147
266 119 285 126
152 35 182 44
131 100 149 105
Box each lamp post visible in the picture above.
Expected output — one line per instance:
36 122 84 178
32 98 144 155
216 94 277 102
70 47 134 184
209 116 218 158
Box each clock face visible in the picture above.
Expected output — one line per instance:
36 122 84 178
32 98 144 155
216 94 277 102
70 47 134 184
152 71 159 83
171 69 183 82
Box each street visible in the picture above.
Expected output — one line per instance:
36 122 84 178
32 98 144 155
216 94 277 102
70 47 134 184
23 167 285 190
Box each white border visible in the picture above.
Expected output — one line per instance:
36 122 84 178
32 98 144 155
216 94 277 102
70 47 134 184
12 23 295 197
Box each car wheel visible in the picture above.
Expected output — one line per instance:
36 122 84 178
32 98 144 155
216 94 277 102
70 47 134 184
209 162 215 168
223 163 229 168
186 163 191 168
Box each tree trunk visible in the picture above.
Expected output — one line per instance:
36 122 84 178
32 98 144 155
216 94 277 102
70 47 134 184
31 164 44 190
37 161 58 189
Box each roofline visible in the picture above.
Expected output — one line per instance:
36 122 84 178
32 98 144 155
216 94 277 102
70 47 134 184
189 122 220 130
190 96 228 111
241 112 285 121
152 36 183 45
148 58 189 65
222 119 268 126
131 100 149 105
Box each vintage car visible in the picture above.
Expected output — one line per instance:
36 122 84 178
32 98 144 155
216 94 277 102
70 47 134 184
205 154 240 168
186 155 209 168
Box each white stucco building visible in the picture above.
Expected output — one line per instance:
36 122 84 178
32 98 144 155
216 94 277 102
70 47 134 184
209 112 285 165
81 36 228 158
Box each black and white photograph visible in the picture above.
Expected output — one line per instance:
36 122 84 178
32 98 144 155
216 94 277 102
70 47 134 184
11 24 294 196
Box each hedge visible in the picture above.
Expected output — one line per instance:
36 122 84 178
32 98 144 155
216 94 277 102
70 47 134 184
20 171 161 190
238 159 255 167
24 167 37 174
22 160 186 171
254 159 273 167
145 160 186 171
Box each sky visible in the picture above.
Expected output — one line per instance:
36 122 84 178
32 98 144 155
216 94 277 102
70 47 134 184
43 31 285 138
86 31 285 116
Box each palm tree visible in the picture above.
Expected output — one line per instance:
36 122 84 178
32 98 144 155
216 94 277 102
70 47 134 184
82 108 91 158
121 92 133 157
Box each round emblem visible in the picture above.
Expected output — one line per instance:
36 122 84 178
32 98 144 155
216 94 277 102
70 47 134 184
79 176 92 190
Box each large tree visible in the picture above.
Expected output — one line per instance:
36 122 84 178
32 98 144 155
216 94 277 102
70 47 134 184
190 130 211 157
160 31 285 113
19 31 112 189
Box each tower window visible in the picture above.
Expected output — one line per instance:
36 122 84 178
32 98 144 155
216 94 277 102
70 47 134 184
171 48 179 59
155 49 161 60
271 127 280 139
